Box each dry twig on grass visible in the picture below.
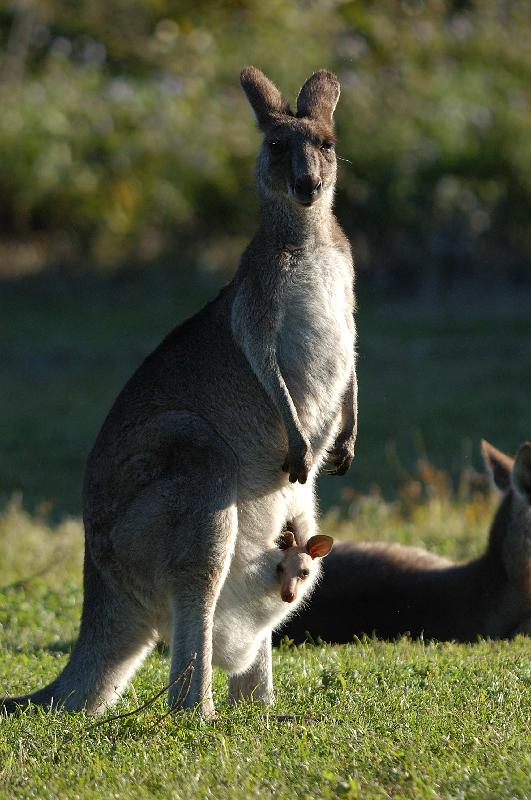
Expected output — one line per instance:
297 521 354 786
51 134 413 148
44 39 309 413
85 653 197 734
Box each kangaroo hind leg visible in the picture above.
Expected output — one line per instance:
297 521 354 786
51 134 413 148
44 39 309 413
108 412 239 718
168 459 238 716
229 632 274 706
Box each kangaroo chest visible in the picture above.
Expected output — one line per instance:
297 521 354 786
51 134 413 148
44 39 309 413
276 245 354 444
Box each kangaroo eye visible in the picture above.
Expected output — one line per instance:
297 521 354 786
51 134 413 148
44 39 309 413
300 569 310 579
269 140 287 155
320 142 334 154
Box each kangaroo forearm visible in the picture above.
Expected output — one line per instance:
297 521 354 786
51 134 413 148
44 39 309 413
256 352 306 445
232 279 306 446
235 319 306 446
326 365 357 476
331 360 357 446
340 367 358 444
232 295 312 482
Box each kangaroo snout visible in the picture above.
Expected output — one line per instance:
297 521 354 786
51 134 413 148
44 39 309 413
281 586 297 603
293 175 323 205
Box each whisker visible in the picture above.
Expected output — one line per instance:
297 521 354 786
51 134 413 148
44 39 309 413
336 155 352 164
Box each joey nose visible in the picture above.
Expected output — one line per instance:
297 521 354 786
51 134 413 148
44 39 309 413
293 176 323 205
281 590 296 603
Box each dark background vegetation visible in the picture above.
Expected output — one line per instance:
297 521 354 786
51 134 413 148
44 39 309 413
1 0 530 517
1 0 531 287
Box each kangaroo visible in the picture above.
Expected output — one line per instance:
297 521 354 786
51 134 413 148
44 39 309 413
211 529 333 699
275 441 531 644
1 67 356 717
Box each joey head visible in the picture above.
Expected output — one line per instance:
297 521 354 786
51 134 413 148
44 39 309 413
275 529 334 603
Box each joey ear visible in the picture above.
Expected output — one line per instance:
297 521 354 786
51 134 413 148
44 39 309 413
306 534 334 559
481 439 514 493
296 70 340 123
276 530 295 550
512 442 531 503
240 66 291 130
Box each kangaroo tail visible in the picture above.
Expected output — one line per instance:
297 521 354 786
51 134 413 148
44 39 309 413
1 547 154 715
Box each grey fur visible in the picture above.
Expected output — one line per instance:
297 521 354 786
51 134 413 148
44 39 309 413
2 66 356 717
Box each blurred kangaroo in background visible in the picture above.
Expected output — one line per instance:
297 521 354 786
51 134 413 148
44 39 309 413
2 67 356 717
275 441 531 644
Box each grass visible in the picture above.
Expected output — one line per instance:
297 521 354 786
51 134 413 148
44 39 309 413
1 640 529 800
1 486 530 800
1 270 530 798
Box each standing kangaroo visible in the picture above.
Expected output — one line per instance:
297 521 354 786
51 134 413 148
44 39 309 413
275 441 531 644
2 67 356 716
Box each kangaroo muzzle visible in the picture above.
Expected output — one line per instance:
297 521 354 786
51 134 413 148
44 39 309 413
281 578 298 603
293 175 323 205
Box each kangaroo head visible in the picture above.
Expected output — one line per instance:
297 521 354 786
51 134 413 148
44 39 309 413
240 66 340 208
482 439 531 595
275 532 333 603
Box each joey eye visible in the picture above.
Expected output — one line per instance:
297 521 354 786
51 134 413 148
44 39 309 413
320 142 334 154
277 563 284 574
300 568 310 579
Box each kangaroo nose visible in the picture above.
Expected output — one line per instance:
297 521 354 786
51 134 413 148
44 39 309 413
281 590 296 603
294 176 323 204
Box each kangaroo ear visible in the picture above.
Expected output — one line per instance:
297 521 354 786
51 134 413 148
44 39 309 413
240 66 291 130
276 530 295 550
306 534 334 559
481 439 514 493
296 70 340 123
512 442 531 503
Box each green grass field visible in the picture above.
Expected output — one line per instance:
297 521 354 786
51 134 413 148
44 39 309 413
1 271 530 798
1 494 530 800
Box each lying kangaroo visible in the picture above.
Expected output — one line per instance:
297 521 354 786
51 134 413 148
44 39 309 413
275 441 531 644
2 67 356 716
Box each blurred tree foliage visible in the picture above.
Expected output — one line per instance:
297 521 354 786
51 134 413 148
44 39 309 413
0 0 530 287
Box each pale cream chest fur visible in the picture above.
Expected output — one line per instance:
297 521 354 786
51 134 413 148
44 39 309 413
276 243 354 453
212 546 319 675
